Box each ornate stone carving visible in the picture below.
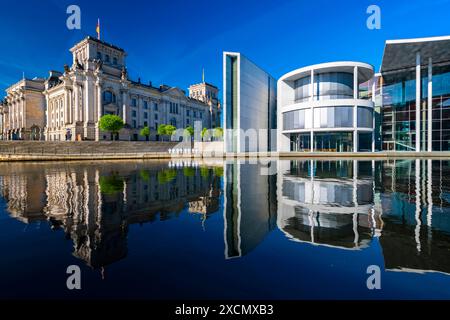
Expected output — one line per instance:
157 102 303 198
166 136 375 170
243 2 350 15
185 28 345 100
121 67 128 81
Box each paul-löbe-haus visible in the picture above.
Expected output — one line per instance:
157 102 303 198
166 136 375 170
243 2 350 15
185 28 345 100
0 37 221 141
224 36 450 153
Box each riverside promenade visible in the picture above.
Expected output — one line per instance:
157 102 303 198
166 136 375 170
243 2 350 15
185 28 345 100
1 141 450 161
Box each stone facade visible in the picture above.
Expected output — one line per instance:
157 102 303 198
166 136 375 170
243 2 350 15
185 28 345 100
1 36 221 141
0 79 46 140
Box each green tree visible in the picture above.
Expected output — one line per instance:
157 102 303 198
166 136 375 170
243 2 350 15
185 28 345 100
201 128 212 141
213 127 224 141
140 126 151 141
99 115 124 141
157 124 167 141
165 125 176 138
184 126 194 140
157 124 176 141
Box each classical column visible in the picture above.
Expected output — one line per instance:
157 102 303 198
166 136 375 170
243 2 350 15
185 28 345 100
21 96 25 131
95 80 102 141
122 91 128 124
353 66 359 153
64 89 70 125
428 57 433 152
416 52 421 152
74 83 79 123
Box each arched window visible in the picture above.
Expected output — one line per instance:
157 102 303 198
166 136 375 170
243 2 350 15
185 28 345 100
105 55 110 63
113 57 118 65
97 52 102 60
170 118 176 127
103 91 116 104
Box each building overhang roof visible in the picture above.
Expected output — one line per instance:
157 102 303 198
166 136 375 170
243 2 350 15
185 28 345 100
279 61 374 84
381 35 450 73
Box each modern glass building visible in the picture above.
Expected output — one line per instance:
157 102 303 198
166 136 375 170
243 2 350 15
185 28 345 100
223 52 277 153
277 62 375 152
380 36 450 152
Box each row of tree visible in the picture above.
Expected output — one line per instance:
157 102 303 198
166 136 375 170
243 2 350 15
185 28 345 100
98 114 223 141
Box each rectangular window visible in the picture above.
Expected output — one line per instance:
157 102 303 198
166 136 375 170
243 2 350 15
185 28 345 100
144 112 148 119
144 121 148 127
143 101 148 109
132 110 137 117
132 120 137 128
154 103 158 111
187 110 190 116
155 114 158 120
132 98 137 107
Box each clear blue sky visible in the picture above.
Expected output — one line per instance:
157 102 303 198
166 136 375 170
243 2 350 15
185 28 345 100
0 0 449 97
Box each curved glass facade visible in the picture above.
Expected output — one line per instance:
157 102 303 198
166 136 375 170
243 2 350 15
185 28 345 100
283 109 311 130
313 106 353 128
315 72 354 100
294 76 311 103
357 107 373 128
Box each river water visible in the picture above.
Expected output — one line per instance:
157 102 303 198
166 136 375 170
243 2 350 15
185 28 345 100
1 159 450 299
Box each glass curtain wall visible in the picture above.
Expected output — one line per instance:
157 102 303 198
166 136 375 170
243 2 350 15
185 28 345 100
314 132 353 152
431 64 450 151
290 133 311 152
382 63 450 151
381 70 417 151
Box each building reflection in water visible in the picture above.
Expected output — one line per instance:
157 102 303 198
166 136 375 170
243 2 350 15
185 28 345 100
377 159 450 275
223 160 278 259
2 159 450 276
277 160 381 250
0 161 221 271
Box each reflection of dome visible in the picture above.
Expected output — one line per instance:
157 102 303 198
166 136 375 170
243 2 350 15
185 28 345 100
278 208 373 250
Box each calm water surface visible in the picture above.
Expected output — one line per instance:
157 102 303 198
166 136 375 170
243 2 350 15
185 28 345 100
1 159 450 299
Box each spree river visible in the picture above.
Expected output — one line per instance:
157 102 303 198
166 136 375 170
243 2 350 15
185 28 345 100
1 159 450 299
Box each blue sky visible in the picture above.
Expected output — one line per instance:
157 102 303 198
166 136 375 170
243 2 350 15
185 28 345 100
0 0 449 97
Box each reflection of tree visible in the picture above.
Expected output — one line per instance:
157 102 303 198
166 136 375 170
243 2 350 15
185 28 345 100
157 169 177 184
140 170 150 182
99 174 124 195
214 167 224 177
200 167 210 179
183 167 195 177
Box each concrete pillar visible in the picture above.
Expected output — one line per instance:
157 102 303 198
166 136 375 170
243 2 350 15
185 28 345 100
428 57 433 152
371 78 376 152
310 69 314 152
416 52 421 152
353 66 359 152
